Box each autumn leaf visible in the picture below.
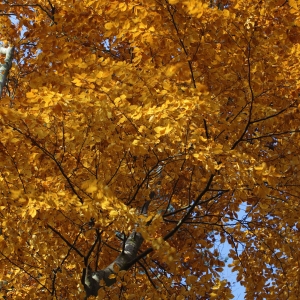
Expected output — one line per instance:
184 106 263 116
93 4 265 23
154 123 173 136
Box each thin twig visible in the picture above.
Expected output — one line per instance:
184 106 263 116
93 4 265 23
48 225 84 258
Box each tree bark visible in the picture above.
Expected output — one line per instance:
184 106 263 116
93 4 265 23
83 231 144 299
0 46 14 98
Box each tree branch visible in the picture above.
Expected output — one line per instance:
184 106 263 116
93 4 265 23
124 174 215 270
48 225 85 258
83 231 144 298
0 46 14 98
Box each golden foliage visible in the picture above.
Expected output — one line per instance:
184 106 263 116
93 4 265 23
0 0 300 298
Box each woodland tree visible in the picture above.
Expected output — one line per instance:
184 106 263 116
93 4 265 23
1 0 300 299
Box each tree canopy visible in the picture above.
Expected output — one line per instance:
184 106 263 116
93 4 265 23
1 0 300 299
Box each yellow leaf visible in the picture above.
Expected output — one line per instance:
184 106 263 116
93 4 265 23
154 124 173 135
18 198 27 204
78 62 88 68
26 91 36 98
164 63 183 77
105 22 114 30
29 207 37 218
289 0 298 9
212 144 223 154
86 180 98 193
109 210 118 217
101 198 111 209
259 202 269 210
223 9 230 17
72 78 83 87
82 179 98 193
119 3 127 11
10 190 21 199
254 162 267 171
112 264 119 272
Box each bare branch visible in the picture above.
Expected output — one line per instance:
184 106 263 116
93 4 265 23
48 225 85 258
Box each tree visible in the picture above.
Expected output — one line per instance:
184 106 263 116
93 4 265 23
0 0 300 298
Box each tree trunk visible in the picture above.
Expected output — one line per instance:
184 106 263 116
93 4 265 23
83 231 144 299
0 46 14 98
